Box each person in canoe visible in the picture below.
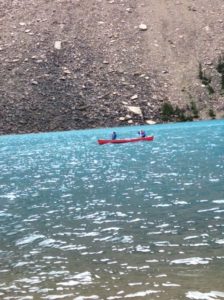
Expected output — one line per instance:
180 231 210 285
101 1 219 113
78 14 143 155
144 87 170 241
111 131 117 140
138 130 146 138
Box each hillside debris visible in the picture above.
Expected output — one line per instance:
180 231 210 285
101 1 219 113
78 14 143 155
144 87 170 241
131 94 138 100
127 106 143 116
54 41 62 50
146 120 156 125
139 23 148 31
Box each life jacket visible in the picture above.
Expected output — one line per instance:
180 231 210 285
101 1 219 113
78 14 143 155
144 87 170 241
112 133 117 140
141 131 146 137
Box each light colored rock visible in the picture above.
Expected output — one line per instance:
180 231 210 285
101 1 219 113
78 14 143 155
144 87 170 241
128 120 133 124
63 67 71 74
146 120 156 125
131 94 138 100
139 23 148 31
119 117 125 121
54 41 62 50
127 106 142 116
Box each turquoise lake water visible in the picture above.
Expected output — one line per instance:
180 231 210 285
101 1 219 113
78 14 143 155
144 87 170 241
0 120 224 300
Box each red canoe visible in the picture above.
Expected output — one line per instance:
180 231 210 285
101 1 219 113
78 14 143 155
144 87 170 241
98 136 154 145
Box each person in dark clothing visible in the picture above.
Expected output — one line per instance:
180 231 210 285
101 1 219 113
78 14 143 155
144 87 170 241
138 130 146 138
111 131 117 140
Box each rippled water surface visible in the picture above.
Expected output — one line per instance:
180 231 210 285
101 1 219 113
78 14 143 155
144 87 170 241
0 121 224 300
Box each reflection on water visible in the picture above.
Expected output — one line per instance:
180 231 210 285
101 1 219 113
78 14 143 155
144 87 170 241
0 120 224 300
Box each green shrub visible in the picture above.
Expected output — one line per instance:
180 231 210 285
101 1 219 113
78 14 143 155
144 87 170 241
208 108 216 119
221 73 224 90
216 54 224 74
198 63 203 80
185 115 193 121
216 55 224 91
174 106 187 122
161 102 174 121
198 63 210 85
160 102 200 122
174 106 181 117
190 101 199 118
178 111 188 122
207 85 215 94
202 77 211 86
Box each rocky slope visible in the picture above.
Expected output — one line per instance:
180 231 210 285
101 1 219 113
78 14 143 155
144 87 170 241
0 0 224 134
